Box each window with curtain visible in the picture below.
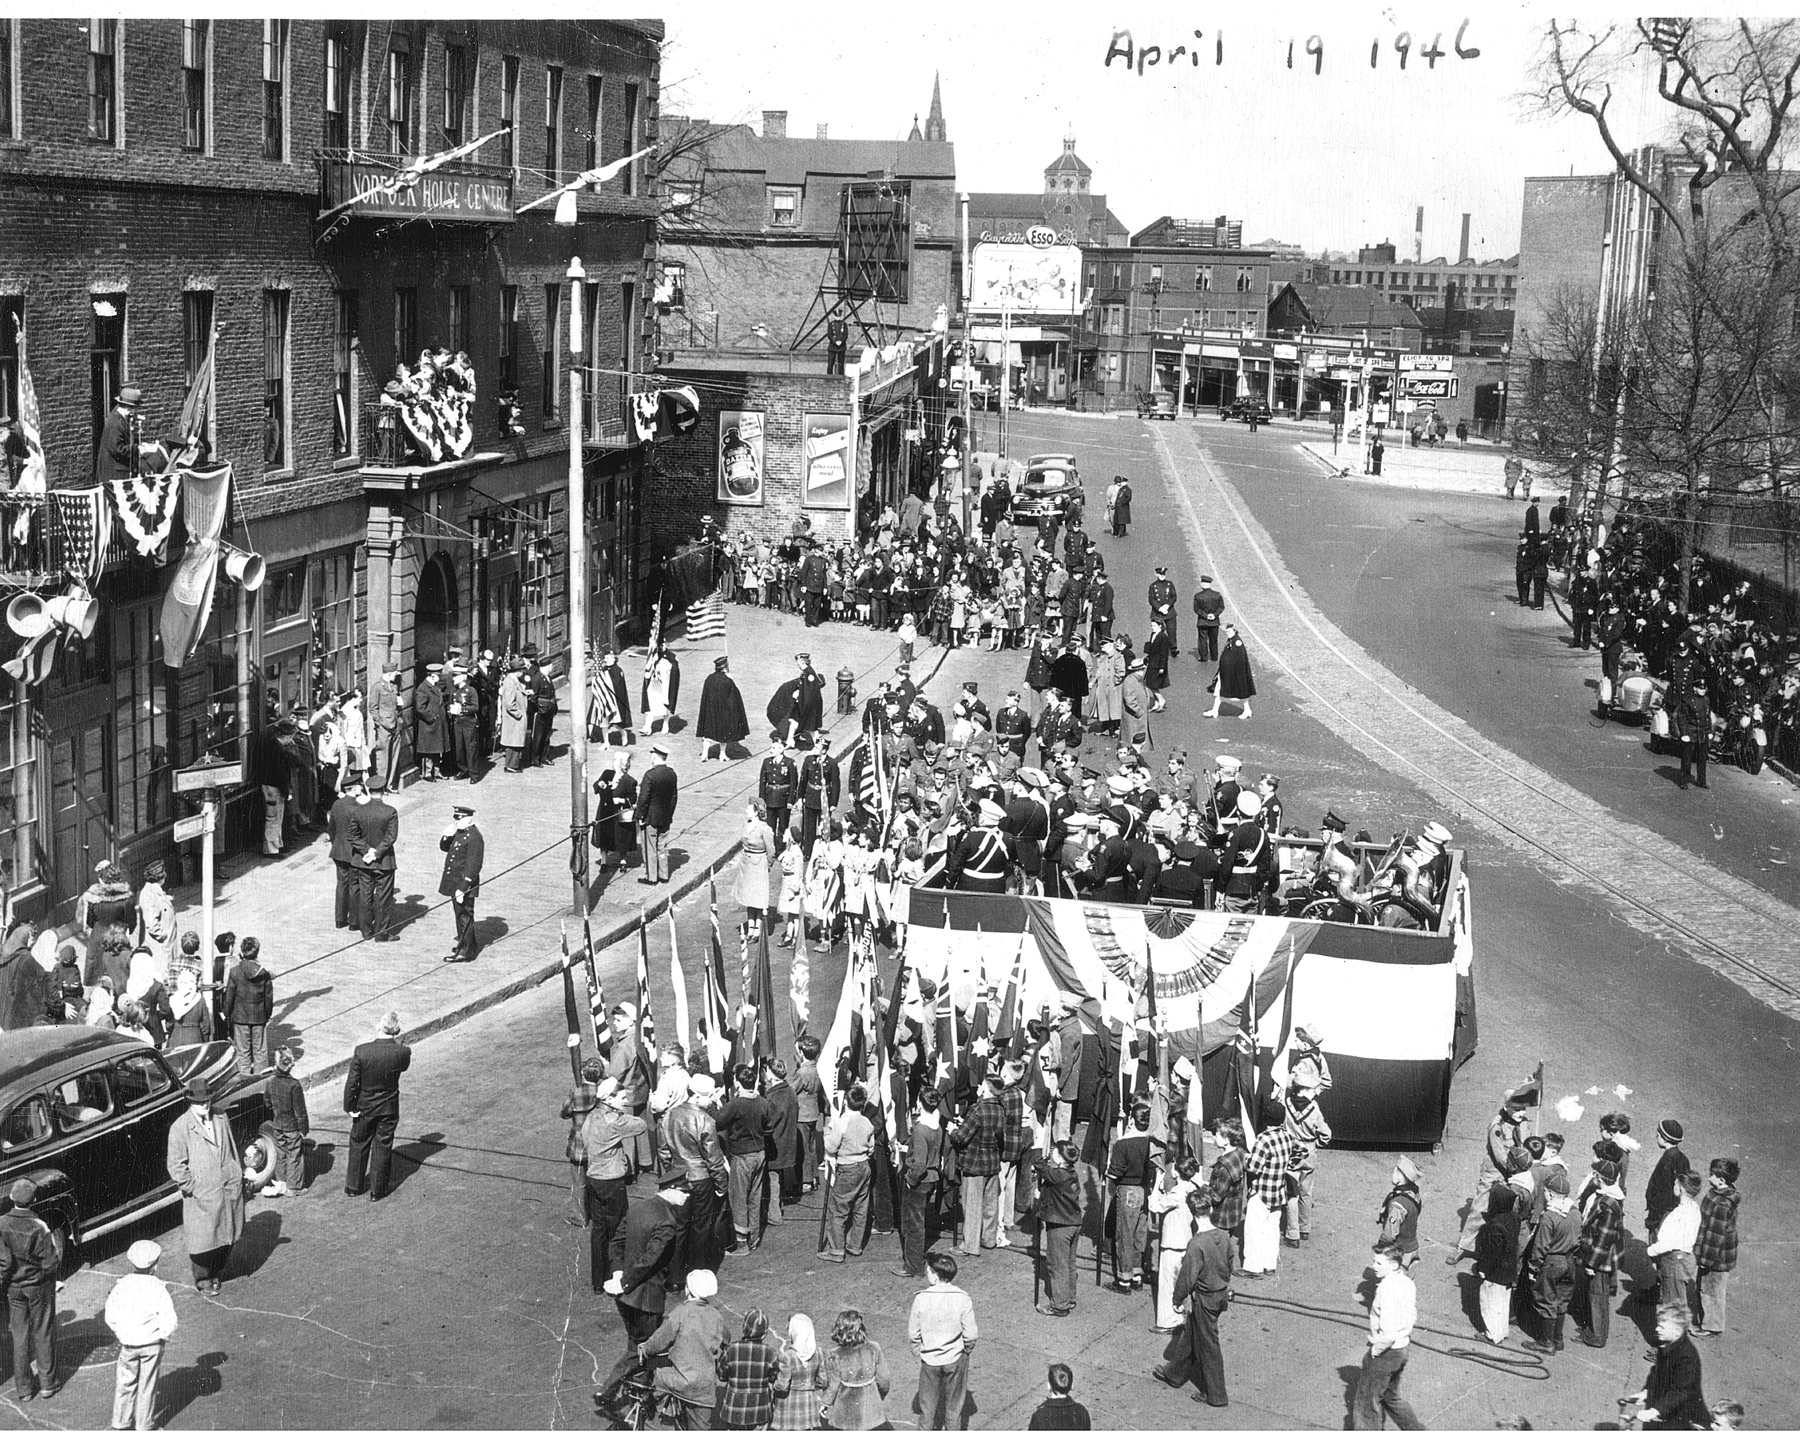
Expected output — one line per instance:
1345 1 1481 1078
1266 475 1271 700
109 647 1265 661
585 75 603 171
182 290 214 451
393 287 417 373
311 550 357 700
449 286 470 357
90 294 124 457
333 291 358 457
499 56 518 170
542 283 560 421
443 43 469 148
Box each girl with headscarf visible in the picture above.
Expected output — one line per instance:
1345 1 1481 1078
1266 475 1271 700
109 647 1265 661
166 965 212 1047
737 800 776 923
772 1313 825 1431
127 947 174 1047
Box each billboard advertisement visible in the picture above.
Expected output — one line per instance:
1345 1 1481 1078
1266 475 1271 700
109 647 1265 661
717 411 765 506
801 413 852 510
969 239 1083 317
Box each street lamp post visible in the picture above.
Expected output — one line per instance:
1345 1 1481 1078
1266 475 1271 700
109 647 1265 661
566 256 590 918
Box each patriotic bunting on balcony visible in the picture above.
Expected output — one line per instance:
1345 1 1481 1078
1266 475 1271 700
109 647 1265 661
46 488 112 586
108 472 181 559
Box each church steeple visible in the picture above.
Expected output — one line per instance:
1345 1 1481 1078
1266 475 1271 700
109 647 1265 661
907 113 922 142
924 72 947 142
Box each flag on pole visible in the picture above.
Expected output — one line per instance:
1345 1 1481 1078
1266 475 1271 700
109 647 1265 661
178 344 213 445
10 314 46 506
752 913 780 1063
634 924 656 1086
582 917 608 1057
1507 1061 1545 1107
515 145 656 213
559 924 585 1082
993 933 1028 1055
668 901 692 1059
685 590 726 642
703 904 733 1077
788 861 811 1034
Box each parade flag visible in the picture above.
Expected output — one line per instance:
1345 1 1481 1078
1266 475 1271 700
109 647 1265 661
815 934 863 1112
9 317 47 554
994 933 1029 1055
634 924 656 1084
559 924 585 1081
582 917 608 1056
46 487 111 586
752 914 780 1063
668 900 692 1058
178 343 213 445
159 462 232 670
702 905 732 1077
1508 1061 1545 1107
684 589 726 642
1 627 60 689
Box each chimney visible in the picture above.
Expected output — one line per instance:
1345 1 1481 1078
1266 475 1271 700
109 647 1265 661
1458 213 1471 264
816 123 828 139
762 110 787 139
1414 206 1424 263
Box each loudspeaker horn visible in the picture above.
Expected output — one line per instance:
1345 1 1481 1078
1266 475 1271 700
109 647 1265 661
6 593 50 640
221 544 266 592
44 591 98 640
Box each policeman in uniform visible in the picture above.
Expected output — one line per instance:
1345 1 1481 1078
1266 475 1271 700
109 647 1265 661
1080 809 1132 903
1147 565 1179 656
946 799 1014 893
1675 673 1713 790
758 738 799 852
1003 771 1050 895
1218 792 1274 913
438 803 485 962
994 689 1032 763
798 736 839 857
447 654 483 781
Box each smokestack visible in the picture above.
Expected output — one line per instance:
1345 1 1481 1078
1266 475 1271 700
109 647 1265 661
1459 213 1471 264
1414 206 1424 264
816 123 828 139
762 110 787 139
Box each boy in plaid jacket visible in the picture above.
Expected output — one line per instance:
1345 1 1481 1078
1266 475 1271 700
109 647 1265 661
1693 1157 1740 1337
1573 1157 1626 1348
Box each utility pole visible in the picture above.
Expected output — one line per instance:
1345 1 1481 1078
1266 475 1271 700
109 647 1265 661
566 256 590 918
959 193 973 529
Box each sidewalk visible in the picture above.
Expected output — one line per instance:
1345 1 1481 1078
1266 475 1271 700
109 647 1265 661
170 603 1009 1093
1297 437 1551 498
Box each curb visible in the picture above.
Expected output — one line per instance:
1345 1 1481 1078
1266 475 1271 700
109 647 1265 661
297 629 957 1096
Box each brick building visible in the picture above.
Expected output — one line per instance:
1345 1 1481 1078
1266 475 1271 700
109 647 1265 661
652 103 955 547
967 133 1129 249
0 18 660 913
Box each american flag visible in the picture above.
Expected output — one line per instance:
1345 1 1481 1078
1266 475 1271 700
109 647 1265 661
669 898 690 1057
702 904 732 1077
684 590 726 642
634 924 656 1082
1 628 60 689
178 344 213 445
47 488 111 585
582 918 609 1058
11 317 46 497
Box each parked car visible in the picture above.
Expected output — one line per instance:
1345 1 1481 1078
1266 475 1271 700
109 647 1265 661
0 1028 276 1271
1222 396 1273 424
1149 390 1178 420
1011 459 1084 525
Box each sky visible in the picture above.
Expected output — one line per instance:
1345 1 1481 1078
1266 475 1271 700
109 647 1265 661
656 1 1684 259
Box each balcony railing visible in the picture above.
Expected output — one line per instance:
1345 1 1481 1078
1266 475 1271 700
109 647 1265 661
0 494 136 587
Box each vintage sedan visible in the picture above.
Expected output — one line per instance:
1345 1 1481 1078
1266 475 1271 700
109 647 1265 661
0 1028 277 1269
1010 461 1084 526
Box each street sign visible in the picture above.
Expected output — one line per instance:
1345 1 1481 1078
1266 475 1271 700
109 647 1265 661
1400 354 1454 371
173 758 245 793
173 812 210 843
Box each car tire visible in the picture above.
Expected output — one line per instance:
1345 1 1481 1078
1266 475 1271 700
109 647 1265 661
1740 734 1764 775
46 1219 75 1278
243 1129 280 1194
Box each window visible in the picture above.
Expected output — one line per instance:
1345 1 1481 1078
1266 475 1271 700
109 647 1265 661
1199 266 1212 292
620 280 636 373
52 1070 111 1132
324 27 350 149
498 285 519 390
1236 267 1253 293
264 563 306 625
542 283 561 420
182 20 208 151
443 43 469 148
88 19 118 143
387 45 412 154
182 290 213 449
111 605 168 843
112 1052 172 1106
393 287 417 373
0 1098 50 1154
622 83 639 194
263 290 289 469
1102 304 1123 336
90 294 124 457
332 290 357 457
1149 265 1163 284
0 297 19 422
0 21 16 142
1085 264 1096 290
262 20 287 159
768 187 799 226
310 550 356 699
1111 264 1122 288
544 65 562 182
499 56 518 170
665 183 696 210
585 75 603 171
659 261 686 311
449 285 470 356
0 681 38 894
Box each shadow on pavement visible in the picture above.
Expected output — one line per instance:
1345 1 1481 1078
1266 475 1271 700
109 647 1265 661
230 1209 287 1278
471 915 510 948
387 1131 450 1195
53 1310 116 1373
158 1350 227 1421
1336 1362 1359 1427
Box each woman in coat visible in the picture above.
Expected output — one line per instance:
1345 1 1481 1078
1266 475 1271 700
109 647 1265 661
499 662 530 772
1089 640 1123 734
738 801 776 923
77 859 136 977
134 859 177 977
1144 619 1173 710
818 1309 889 1431
1206 624 1257 720
165 966 212 1047
609 753 639 869
772 1313 826 1431
165 1078 246 1295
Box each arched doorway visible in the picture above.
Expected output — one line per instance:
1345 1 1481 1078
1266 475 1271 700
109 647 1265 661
416 551 457 676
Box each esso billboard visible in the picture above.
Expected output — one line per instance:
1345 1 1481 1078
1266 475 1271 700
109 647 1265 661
969 240 1084 317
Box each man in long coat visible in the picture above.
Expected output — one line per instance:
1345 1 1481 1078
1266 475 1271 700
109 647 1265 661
695 656 749 762
413 664 449 780
165 1079 245 1295
766 653 826 748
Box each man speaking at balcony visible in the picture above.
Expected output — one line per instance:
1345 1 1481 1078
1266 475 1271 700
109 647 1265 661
95 384 142 484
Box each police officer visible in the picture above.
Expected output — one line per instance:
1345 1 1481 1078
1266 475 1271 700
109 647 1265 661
1152 839 1210 908
448 655 483 781
758 738 798 853
1204 755 1244 841
1004 771 1050 895
994 689 1032 763
947 799 1015 893
798 736 839 858
1148 565 1179 656
1675 674 1713 790
1596 597 1628 710
438 803 485 962
1081 809 1132 903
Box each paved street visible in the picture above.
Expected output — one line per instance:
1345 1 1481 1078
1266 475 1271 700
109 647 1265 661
10 411 1795 1431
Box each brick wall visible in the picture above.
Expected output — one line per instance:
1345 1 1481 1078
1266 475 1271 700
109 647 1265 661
645 368 854 552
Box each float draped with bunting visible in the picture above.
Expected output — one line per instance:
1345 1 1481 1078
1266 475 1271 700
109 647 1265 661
902 865 1476 1148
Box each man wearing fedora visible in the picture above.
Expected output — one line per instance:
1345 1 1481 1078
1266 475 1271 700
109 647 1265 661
165 1078 245 1296
344 1012 412 1201
96 383 143 484
0 1177 60 1399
